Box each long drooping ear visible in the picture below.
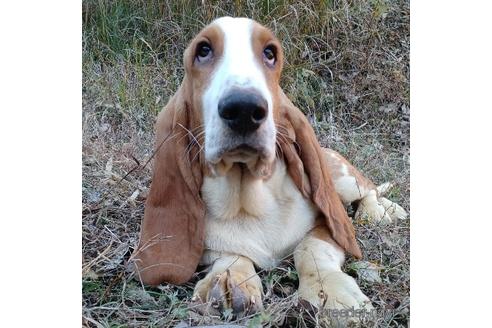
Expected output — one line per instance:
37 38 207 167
132 86 205 285
277 89 362 259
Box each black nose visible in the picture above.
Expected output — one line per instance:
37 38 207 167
218 91 268 135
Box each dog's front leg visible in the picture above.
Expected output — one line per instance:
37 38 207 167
191 255 263 316
294 226 373 319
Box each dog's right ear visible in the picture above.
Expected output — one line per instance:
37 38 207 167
277 89 362 259
132 86 206 285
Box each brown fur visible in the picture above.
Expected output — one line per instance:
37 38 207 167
324 148 376 192
132 86 205 285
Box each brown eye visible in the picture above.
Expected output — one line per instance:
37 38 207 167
263 46 276 66
196 42 212 62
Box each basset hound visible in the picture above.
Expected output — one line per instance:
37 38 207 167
132 17 406 316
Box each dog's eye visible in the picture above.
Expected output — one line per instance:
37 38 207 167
263 45 276 66
196 42 213 62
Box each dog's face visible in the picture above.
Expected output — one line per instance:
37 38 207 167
183 17 284 176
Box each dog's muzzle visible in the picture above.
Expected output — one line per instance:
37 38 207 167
209 88 274 177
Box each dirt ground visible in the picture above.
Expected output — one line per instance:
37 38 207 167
82 1 409 326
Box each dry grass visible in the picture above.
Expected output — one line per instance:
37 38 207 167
82 0 409 327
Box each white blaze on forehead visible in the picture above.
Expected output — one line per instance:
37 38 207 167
207 17 272 105
202 16 276 163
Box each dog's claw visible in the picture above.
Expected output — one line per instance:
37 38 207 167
230 282 247 314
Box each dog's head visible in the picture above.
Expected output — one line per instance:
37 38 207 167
181 17 283 177
133 17 361 286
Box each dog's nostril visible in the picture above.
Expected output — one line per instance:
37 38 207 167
220 107 238 121
252 107 267 122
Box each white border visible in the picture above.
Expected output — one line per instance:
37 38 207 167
1 0 492 326
0 1 81 326
412 0 492 326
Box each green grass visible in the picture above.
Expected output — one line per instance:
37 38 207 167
82 0 409 326
83 0 409 136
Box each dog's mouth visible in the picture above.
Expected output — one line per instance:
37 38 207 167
224 143 260 159
209 143 274 178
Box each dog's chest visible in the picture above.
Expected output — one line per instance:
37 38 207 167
200 160 318 268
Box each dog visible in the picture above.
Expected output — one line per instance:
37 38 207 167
132 16 406 316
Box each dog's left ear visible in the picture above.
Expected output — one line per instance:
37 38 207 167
278 89 362 259
132 85 206 285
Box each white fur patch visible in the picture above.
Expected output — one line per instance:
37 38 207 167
340 163 349 176
333 175 366 205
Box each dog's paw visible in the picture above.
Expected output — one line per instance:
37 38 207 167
298 271 373 313
191 268 263 317
378 197 407 220
355 190 407 224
